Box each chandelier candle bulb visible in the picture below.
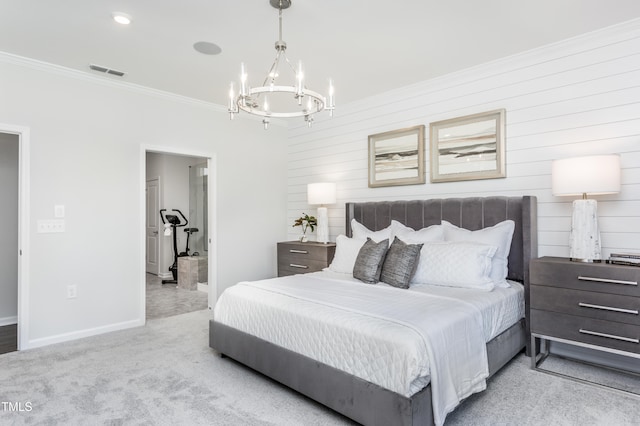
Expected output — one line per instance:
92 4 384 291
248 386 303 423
228 83 237 118
240 63 247 97
296 61 304 98
328 79 335 116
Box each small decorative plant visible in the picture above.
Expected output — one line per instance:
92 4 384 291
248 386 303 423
292 213 317 242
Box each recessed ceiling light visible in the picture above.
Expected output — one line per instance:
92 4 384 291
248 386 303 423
112 12 132 25
193 41 222 56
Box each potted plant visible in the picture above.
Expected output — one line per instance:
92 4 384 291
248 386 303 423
292 213 317 242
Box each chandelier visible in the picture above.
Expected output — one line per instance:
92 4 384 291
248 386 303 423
227 0 335 129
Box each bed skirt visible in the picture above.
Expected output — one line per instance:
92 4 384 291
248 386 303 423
210 318 525 426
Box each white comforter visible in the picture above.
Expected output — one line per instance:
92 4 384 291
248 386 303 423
214 273 523 425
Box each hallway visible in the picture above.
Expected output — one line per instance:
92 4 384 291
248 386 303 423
146 273 208 320
0 323 17 355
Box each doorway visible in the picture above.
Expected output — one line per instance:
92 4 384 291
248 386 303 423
142 148 215 321
0 124 29 352
0 133 18 354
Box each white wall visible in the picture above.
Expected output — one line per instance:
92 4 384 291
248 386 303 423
0 53 288 348
286 19 640 258
0 132 19 325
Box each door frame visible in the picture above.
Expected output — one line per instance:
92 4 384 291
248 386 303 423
140 145 217 320
0 123 30 351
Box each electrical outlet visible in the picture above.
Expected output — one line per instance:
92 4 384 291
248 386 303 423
67 285 77 299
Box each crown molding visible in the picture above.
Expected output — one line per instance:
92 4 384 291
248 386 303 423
0 50 290 127
0 51 226 112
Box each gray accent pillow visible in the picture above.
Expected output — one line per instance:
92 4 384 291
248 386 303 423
381 237 423 289
353 238 389 284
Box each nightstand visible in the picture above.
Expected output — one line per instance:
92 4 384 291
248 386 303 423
277 241 336 277
529 256 640 392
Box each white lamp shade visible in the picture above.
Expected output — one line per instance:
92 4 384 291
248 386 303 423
307 182 336 205
551 154 621 196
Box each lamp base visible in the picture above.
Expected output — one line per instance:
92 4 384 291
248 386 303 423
316 206 329 244
569 199 601 262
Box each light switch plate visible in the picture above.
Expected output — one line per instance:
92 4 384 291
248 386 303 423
37 219 65 233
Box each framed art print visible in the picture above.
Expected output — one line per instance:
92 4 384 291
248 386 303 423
368 125 425 188
429 109 506 183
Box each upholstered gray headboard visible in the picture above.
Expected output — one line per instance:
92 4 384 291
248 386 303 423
345 196 538 284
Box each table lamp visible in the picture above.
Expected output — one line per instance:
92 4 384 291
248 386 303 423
551 154 621 262
307 182 336 244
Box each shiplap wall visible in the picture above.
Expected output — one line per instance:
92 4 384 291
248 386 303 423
286 19 640 258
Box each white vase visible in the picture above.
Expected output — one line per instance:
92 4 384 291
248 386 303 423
299 235 308 242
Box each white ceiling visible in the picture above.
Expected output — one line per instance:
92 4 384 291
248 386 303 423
2 0 640 107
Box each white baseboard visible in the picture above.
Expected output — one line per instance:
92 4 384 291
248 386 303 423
158 272 172 279
25 318 145 350
0 316 18 326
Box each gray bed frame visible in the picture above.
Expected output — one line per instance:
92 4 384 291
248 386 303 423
210 196 538 426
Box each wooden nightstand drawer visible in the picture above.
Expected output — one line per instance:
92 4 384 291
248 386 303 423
278 243 332 262
530 257 640 297
530 285 640 326
531 309 640 355
277 260 328 276
277 241 336 277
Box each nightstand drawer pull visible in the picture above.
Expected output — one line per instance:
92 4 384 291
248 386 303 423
579 329 639 344
289 249 308 254
578 276 638 286
289 263 309 269
578 302 639 315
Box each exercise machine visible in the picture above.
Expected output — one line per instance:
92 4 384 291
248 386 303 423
159 209 188 284
179 227 199 257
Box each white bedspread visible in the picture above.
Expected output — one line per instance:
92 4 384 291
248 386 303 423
214 273 523 425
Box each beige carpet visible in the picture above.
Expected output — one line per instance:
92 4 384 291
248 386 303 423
1 310 638 425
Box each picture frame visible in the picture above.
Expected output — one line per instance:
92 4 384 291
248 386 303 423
368 125 425 188
429 109 506 183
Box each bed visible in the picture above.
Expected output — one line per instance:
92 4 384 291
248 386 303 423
210 196 538 425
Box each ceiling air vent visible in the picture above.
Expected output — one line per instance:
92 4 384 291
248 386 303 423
89 64 126 77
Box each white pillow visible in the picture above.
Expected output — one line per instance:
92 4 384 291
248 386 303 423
351 219 412 244
441 220 515 288
395 224 444 244
328 234 366 273
410 241 498 291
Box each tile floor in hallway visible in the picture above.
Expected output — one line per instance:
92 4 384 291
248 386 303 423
145 273 209 320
